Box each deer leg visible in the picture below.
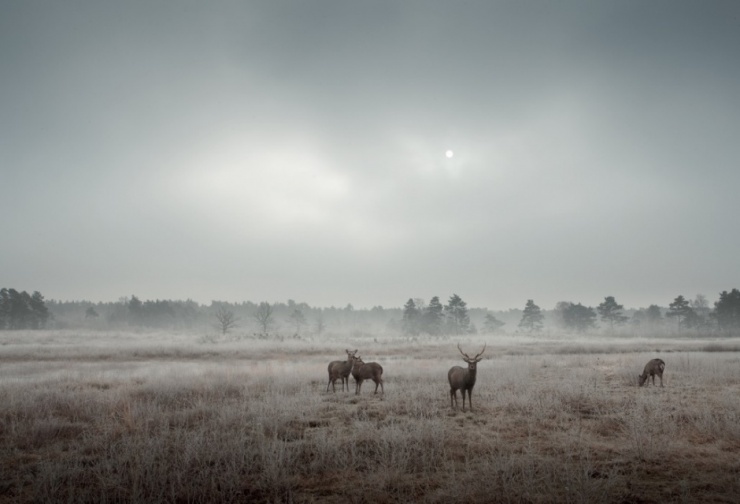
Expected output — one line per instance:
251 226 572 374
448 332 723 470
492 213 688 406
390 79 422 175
450 389 457 409
659 374 664 387
356 380 362 395
468 389 473 412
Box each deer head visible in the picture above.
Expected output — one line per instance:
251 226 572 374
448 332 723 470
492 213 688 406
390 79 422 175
458 343 486 370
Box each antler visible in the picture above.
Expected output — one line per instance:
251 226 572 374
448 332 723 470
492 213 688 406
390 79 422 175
457 343 471 360
474 343 487 361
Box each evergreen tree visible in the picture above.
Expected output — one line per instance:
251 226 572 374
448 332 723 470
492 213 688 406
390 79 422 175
551 301 572 330
128 295 144 325
713 288 740 332
667 295 693 332
518 299 544 332
483 313 505 333
0 288 9 329
444 294 470 334
645 304 663 325
597 296 628 331
29 291 50 329
562 303 598 332
422 296 444 336
401 298 421 336
7 289 32 329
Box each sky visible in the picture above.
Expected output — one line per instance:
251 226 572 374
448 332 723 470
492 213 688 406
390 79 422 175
2 1 739 311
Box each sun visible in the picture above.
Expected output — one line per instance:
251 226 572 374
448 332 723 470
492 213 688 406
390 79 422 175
445 150 454 159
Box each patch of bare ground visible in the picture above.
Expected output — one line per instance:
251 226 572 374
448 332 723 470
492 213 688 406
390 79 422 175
1 332 740 502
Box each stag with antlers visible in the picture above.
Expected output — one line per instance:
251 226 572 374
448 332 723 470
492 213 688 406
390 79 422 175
448 343 486 411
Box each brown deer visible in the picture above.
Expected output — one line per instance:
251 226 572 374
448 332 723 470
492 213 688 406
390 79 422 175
351 356 384 395
638 358 665 387
326 349 358 393
448 343 486 411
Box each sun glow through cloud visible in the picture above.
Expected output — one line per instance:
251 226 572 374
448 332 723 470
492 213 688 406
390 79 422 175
178 133 350 228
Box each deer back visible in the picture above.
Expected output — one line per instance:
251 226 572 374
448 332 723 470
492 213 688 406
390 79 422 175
353 359 383 380
644 358 664 374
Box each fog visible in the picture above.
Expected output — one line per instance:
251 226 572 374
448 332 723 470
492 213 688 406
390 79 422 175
2 1 739 310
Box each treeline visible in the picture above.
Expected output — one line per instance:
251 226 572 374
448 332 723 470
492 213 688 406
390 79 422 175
47 297 403 336
0 288 50 330
516 290 740 334
401 294 474 336
7 287 740 337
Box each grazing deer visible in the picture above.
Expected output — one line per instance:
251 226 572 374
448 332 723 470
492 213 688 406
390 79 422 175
448 343 486 411
351 356 384 395
326 349 358 393
638 358 665 387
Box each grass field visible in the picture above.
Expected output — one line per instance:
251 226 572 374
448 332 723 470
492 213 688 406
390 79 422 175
1 330 739 503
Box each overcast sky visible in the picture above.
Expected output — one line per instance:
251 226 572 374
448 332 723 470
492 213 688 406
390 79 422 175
2 1 739 310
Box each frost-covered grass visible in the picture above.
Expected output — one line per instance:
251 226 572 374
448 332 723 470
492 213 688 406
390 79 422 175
1 330 740 502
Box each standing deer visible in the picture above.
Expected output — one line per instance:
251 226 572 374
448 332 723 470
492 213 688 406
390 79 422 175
326 349 358 393
448 343 486 411
351 356 384 395
638 358 665 387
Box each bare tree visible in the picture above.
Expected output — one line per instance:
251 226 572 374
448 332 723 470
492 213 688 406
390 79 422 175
448 343 486 411
214 308 239 335
253 302 274 335
288 309 307 336
326 349 357 393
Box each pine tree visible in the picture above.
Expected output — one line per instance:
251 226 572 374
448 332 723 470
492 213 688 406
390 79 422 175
444 294 471 334
713 288 740 332
0 288 9 330
518 299 544 332
597 296 628 331
483 313 505 333
667 295 694 332
645 305 662 325
422 296 444 336
562 303 597 332
401 298 421 336
29 291 50 329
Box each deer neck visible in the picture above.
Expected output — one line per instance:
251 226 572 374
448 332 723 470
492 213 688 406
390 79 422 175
466 367 477 386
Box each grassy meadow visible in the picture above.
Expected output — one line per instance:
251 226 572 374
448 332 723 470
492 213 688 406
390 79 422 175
1 330 740 503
